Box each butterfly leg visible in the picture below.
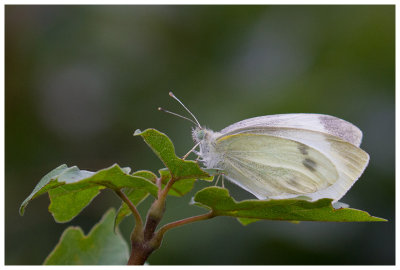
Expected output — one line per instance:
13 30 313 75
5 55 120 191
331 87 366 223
182 141 201 160
214 174 221 186
221 174 225 188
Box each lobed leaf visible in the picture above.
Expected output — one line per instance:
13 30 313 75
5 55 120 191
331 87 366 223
193 187 387 223
20 164 158 223
44 208 129 265
134 128 212 181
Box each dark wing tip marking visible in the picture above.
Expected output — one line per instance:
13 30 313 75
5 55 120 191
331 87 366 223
319 115 362 146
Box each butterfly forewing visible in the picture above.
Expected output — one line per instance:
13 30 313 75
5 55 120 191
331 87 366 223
220 113 363 147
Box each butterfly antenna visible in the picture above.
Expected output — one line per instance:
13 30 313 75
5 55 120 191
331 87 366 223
169 91 202 128
158 107 198 126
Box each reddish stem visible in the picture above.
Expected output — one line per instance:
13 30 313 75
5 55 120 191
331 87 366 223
115 189 143 230
155 211 215 242
126 176 214 265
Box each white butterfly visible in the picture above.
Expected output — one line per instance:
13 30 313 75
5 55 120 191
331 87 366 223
160 92 369 203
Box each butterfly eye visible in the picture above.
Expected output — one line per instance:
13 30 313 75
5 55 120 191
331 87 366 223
196 130 205 140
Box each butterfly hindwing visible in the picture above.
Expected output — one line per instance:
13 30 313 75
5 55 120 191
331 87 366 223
215 129 369 201
215 133 338 200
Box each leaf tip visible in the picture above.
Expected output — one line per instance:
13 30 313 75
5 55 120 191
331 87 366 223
19 197 32 216
19 205 25 216
133 129 142 136
373 217 388 222
189 196 196 205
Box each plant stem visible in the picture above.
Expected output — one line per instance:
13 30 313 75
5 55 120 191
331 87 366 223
159 176 176 201
127 211 215 265
127 176 181 265
154 211 215 242
142 177 176 240
156 177 162 197
128 241 153 265
115 189 143 231
127 176 213 265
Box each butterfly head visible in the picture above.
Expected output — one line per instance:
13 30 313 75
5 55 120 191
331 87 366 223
192 126 213 143
193 127 204 140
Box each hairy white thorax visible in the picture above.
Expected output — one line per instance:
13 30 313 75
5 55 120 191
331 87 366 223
192 127 222 169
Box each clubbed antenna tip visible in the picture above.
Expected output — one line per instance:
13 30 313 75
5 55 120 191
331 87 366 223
158 106 198 126
167 91 201 128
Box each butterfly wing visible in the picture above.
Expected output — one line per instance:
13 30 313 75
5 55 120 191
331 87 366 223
220 113 363 146
215 114 369 201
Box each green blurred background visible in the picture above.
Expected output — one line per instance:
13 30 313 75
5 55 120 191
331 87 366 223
5 5 394 265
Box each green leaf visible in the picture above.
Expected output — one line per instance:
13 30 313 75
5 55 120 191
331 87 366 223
48 185 103 223
134 128 212 181
44 208 129 265
193 187 387 223
20 164 158 223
